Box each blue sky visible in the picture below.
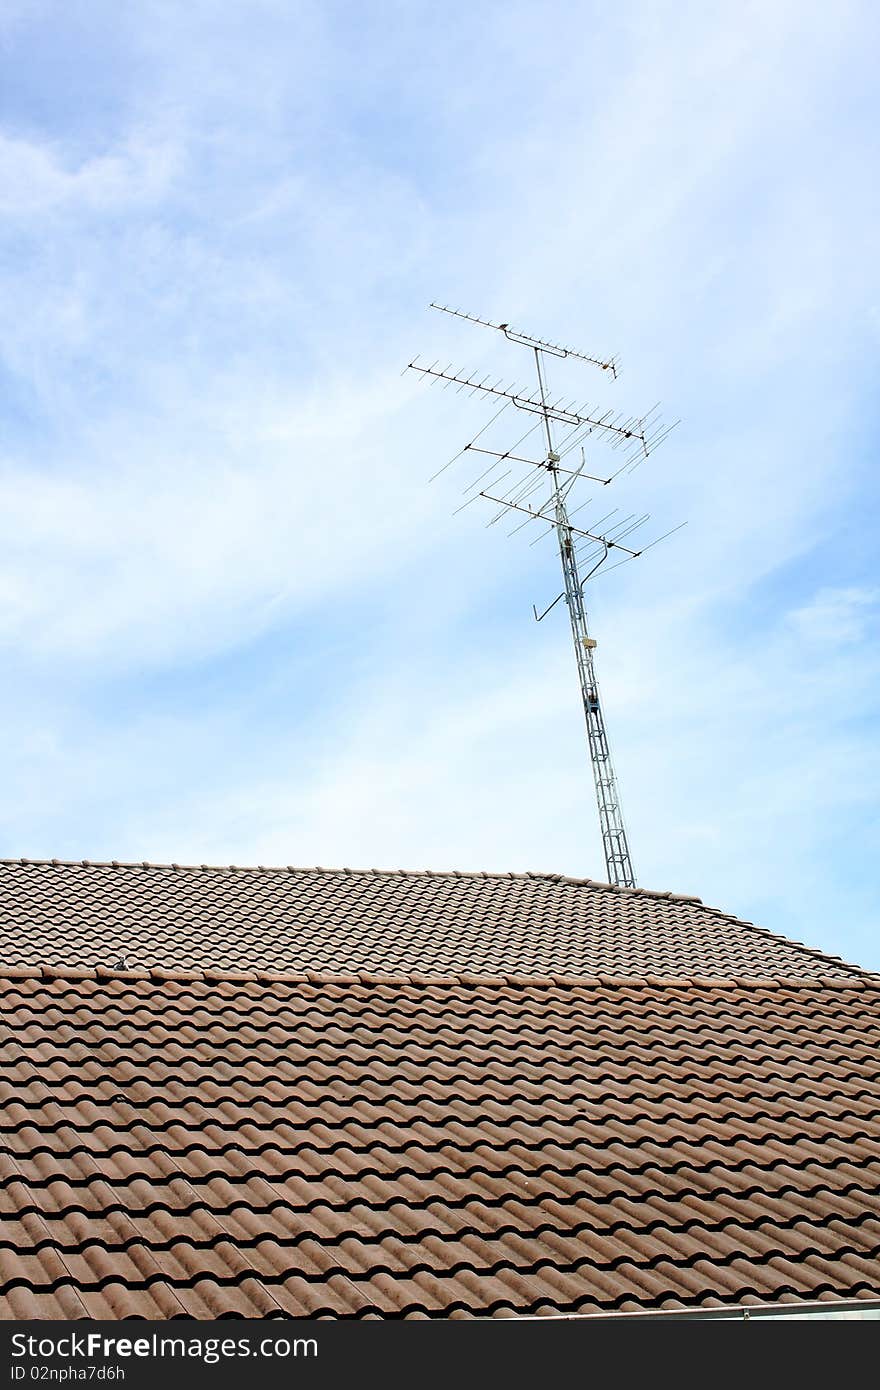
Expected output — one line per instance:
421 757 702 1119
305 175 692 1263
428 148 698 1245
0 1 878 968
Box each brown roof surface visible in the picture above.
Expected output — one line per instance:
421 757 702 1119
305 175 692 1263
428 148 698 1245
1 966 878 1319
0 858 864 980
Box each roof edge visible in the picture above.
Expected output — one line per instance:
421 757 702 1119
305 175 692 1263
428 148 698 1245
0 963 877 992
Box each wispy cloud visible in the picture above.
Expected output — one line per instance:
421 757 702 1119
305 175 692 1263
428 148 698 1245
787 586 879 646
0 128 180 216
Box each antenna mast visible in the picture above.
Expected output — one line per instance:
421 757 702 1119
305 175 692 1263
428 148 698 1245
405 304 681 890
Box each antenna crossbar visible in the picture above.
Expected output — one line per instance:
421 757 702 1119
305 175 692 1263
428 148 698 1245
465 445 614 485
429 302 619 376
477 493 642 555
405 360 652 459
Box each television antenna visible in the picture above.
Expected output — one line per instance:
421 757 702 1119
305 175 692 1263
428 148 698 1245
404 303 683 890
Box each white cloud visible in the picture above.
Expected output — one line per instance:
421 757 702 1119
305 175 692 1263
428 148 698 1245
0 129 181 217
786 586 879 646
0 377 429 662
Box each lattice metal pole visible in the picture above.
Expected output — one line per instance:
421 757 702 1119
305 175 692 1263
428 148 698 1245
533 346 636 888
553 488 636 888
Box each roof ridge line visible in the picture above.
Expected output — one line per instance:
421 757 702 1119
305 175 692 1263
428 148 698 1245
0 964 876 991
0 855 707 906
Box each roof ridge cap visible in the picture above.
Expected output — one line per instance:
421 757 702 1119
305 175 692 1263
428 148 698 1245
1 856 571 880
0 964 875 991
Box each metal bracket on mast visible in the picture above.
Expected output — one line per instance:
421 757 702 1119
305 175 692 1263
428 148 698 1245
534 539 609 622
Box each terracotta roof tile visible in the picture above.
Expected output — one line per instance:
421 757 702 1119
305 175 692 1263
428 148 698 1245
0 858 864 979
0 971 878 1318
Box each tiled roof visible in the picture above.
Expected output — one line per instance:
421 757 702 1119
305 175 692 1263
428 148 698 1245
0 858 864 979
1 966 878 1319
